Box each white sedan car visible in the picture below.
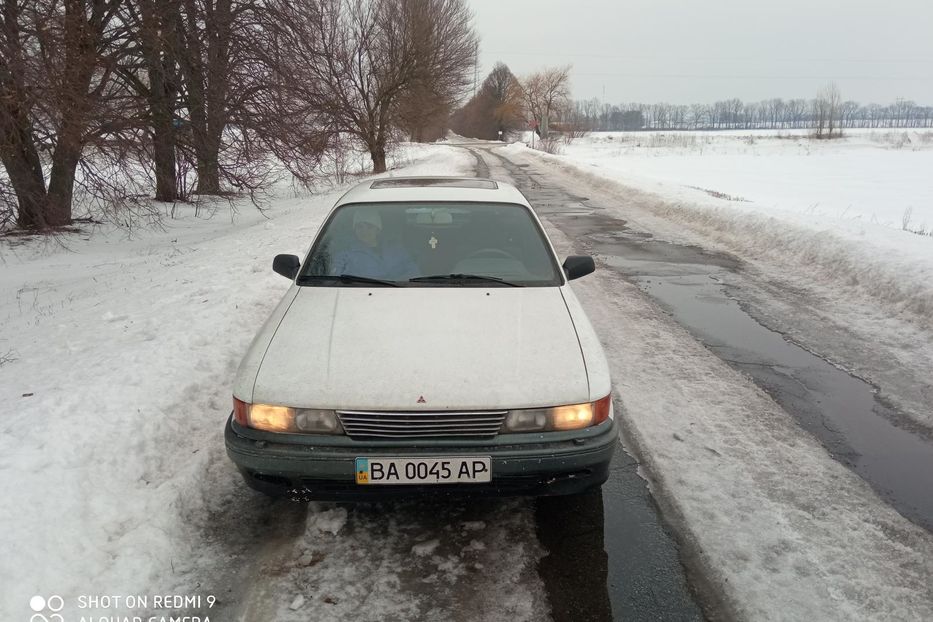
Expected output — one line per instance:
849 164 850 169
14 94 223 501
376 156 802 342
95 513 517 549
225 177 617 499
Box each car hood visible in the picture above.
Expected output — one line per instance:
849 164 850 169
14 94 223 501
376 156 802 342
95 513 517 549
250 287 590 411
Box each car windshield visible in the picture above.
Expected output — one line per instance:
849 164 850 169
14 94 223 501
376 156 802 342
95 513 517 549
299 202 563 286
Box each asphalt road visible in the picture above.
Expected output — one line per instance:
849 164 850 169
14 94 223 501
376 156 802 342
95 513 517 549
469 145 709 622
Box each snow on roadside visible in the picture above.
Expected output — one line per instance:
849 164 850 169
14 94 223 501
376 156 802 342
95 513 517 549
501 135 933 326
542 220 933 622
498 140 933 430
548 129 933 229
0 144 530 620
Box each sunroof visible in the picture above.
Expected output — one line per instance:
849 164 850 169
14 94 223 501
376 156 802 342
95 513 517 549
370 178 498 190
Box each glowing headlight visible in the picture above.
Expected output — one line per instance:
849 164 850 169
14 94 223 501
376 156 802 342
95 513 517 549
233 398 343 435
249 404 296 432
551 403 595 430
502 395 612 433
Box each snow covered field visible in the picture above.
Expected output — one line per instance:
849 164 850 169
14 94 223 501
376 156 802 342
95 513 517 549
504 131 933 430
553 129 933 232
0 144 553 621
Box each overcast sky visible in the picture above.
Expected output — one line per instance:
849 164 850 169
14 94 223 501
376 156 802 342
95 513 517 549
467 0 933 105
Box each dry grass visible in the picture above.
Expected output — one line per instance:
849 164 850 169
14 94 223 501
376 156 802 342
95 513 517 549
0 349 17 367
536 137 563 155
902 207 933 237
687 186 749 202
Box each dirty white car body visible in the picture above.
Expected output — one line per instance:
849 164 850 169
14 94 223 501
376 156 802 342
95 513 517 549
225 178 617 498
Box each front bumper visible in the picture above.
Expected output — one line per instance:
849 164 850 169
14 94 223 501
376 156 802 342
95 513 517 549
224 414 619 499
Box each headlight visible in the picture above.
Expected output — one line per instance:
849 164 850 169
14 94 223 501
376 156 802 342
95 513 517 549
233 398 343 435
250 404 296 432
502 394 612 433
295 409 342 433
503 409 548 432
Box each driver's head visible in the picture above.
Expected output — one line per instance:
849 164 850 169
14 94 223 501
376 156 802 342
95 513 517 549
352 209 382 248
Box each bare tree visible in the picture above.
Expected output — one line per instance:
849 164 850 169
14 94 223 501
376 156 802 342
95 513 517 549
115 0 182 202
395 79 454 143
689 103 708 129
174 0 239 194
824 82 841 137
271 0 476 174
484 62 524 135
814 82 841 138
520 65 571 139
398 0 475 142
1 0 126 229
449 62 523 140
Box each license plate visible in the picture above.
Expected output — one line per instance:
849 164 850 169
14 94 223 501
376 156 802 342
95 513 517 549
355 456 491 485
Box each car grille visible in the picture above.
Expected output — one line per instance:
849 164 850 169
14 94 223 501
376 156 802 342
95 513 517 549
336 410 507 439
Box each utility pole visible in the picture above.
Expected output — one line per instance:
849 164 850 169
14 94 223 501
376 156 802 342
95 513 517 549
473 41 478 97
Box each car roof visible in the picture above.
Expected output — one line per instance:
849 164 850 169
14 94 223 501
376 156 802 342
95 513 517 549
334 177 530 208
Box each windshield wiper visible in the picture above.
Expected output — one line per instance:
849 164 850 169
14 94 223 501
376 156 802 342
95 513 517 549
409 273 522 287
298 274 400 287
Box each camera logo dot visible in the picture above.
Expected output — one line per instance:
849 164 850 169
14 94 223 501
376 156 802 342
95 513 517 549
29 594 64 621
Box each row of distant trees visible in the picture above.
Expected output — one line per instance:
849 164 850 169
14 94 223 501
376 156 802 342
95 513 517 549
567 91 933 133
452 70 933 149
0 0 476 231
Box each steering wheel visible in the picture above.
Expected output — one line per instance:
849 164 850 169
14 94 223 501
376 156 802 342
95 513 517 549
466 248 517 260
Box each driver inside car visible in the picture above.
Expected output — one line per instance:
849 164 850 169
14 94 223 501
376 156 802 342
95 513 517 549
329 208 419 280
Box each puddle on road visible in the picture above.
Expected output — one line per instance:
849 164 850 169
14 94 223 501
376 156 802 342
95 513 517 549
595 235 933 533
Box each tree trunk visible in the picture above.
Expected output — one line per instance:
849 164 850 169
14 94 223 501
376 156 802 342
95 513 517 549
45 141 83 227
4 151 48 229
148 63 178 200
181 84 223 195
152 117 177 201
141 0 179 202
196 159 221 193
195 127 222 193
36 0 102 227
175 0 223 195
0 118 48 229
1 1 49 229
370 146 387 174
12 188 47 230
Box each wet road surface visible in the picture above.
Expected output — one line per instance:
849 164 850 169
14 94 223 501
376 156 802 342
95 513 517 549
474 145 933 536
536 447 707 622
471 147 708 621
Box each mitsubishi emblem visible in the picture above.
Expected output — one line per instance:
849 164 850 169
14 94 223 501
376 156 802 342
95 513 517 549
417 395 426 404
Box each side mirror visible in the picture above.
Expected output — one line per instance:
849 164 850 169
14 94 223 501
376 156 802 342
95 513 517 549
272 254 301 280
562 255 595 281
